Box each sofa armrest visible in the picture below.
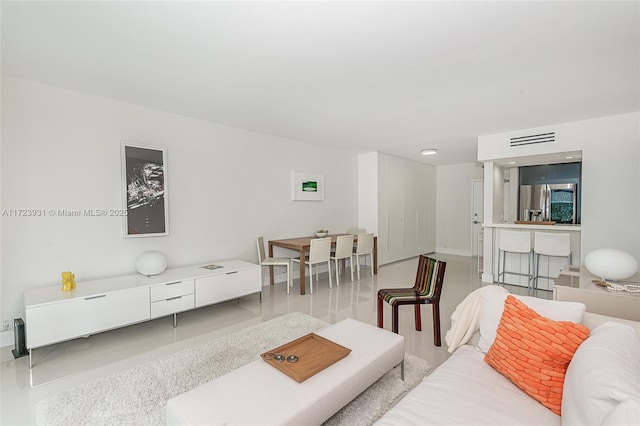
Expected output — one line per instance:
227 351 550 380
583 312 640 335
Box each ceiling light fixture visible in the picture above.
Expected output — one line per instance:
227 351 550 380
565 156 574 159
508 161 517 165
420 149 438 156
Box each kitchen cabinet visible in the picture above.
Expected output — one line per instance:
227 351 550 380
376 153 436 264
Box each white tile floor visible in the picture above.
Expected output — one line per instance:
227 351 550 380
0 254 550 425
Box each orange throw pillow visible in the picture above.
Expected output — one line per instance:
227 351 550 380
484 295 590 415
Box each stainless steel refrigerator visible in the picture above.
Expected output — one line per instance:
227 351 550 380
519 184 578 224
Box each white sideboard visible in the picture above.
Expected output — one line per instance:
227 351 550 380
24 259 260 367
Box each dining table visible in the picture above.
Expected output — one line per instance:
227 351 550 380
268 234 378 295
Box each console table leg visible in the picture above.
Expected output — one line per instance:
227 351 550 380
29 348 33 369
173 313 177 328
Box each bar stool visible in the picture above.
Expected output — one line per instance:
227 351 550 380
497 230 532 287
532 232 571 290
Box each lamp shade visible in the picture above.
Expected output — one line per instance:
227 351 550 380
135 251 168 276
584 248 638 280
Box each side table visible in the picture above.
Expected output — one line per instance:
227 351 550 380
554 266 640 321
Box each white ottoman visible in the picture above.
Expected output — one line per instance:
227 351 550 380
166 317 405 425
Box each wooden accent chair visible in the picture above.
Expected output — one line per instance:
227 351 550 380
377 255 447 346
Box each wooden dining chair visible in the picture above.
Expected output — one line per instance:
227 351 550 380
292 237 332 294
377 255 447 346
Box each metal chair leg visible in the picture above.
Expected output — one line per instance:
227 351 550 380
534 254 540 291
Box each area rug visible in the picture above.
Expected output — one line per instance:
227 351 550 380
36 312 431 425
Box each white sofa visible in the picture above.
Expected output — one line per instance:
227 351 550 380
376 286 640 426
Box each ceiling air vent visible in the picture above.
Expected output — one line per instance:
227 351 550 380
509 132 556 147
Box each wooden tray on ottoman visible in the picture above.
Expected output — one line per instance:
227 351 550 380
260 333 351 382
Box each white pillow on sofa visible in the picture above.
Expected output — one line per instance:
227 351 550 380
562 321 640 426
476 285 586 353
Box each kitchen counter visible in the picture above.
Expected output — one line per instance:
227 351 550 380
483 222 581 232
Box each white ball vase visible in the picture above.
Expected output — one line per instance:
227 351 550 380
135 251 168 276
584 248 638 281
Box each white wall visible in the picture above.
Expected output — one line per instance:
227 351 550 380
578 114 640 261
478 112 640 264
436 163 484 256
0 76 360 344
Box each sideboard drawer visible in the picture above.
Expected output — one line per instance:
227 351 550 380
150 294 195 318
150 279 194 302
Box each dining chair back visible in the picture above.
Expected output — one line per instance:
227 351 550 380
256 236 292 294
292 237 332 294
377 255 447 346
330 234 355 285
353 233 374 280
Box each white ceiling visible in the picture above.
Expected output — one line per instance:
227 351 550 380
2 1 639 166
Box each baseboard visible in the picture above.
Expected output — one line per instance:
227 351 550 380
436 247 472 257
0 329 14 348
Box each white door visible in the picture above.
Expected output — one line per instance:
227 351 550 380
471 180 484 258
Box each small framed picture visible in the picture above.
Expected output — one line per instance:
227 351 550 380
121 142 169 237
292 171 324 201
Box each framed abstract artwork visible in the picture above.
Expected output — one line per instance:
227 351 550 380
292 171 324 201
121 142 169 237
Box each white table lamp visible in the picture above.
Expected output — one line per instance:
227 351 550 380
584 248 638 281
136 251 168 276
